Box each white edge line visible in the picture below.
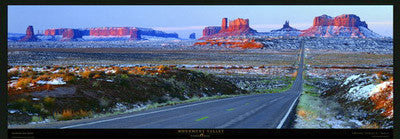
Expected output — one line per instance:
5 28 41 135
276 43 304 128
59 94 255 129
276 94 301 129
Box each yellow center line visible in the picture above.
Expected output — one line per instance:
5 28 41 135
226 108 234 111
195 116 209 121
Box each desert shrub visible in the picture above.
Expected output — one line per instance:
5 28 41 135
33 74 51 83
92 81 101 87
9 98 41 114
43 97 55 106
292 71 298 78
81 71 91 79
76 109 92 118
8 69 19 78
54 109 74 121
54 109 92 121
115 68 124 74
15 77 33 89
361 122 381 129
369 81 393 118
31 116 43 123
92 74 101 79
21 70 36 78
120 74 129 79
122 67 130 71
63 74 77 82
157 65 169 73
115 75 130 87
57 69 65 74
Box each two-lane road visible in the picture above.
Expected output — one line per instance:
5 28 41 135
12 42 305 129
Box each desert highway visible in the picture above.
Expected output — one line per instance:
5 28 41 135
18 42 305 129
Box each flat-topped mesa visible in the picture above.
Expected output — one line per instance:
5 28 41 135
203 26 221 37
301 14 381 38
333 14 368 28
42 27 178 41
45 28 69 36
19 25 38 42
312 14 334 26
226 18 250 32
90 27 132 36
200 18 257 39
130 28 141 40
137 28 179 38
312 14 368 28
61 29 83 41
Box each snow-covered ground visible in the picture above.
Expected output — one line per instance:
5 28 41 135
296 74 393 129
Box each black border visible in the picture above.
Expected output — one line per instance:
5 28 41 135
393 2 399 139
1 2 8 139
2 0 398 139
2 0 397 5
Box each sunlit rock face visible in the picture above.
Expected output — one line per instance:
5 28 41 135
201 18 257 39
43 27 178 41
300 14 381 38
45 28 69 36
19 25 38 42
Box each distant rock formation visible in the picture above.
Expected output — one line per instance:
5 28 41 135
137 28 179 38
202 26 221 38
300 14 381 38
201 18 257 39
89 27 131 36
221 18 228 31
42 27 178 41
189 33 196 39
268 21 301 37
61 29 83 41
19 25 38 42
275 21 300 31
45 28 68 36
130 28 141 40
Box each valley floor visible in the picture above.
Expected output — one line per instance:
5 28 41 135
7 45 393 128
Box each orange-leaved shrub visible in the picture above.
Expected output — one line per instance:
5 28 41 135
15 77 33 89
81 71 91 79
369 79 393 118
54 109 92 121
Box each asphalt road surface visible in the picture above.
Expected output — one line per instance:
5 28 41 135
13 42 305 129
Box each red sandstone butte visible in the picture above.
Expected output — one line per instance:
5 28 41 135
90 27 132 36
310 14 367 27
200 18 257 39
61 29 83 41
44 28 68 36
19 25 38 42
300 14 375 38
226 18 250 32
221 18 228 31
202 26 221 37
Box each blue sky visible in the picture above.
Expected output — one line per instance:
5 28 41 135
8 5 393 38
